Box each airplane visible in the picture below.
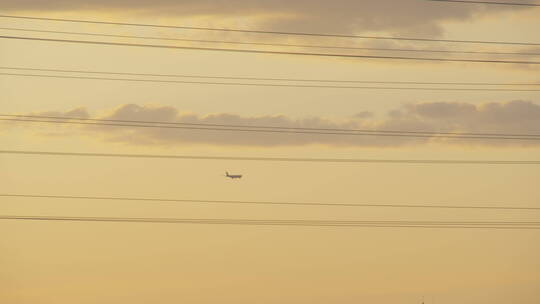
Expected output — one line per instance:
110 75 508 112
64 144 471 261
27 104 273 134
225 171 243 179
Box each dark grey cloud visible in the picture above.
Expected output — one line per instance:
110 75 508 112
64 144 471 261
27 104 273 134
24 100 540 147
0 0 523 36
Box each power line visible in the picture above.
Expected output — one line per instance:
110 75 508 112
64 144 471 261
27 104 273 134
3 73 540 92
1 215 539 229
3 193 539 211
2 67 539 86
3 117 540 141
0 14 538 46
428 0 540 6
3 114 540 139
1 36 539 65
7 73 540 93
2 35 538 65
2 27 539 57
1 150 539 165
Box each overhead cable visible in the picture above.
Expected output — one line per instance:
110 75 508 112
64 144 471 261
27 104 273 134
1 27 539 56
3 73 540 92
0 14 538 46
1 67 539 86
1 215 539 229
428 0 540 6
1 150 539 165
3 72 540 92
1 36 539 64
2 114 540 138
3 193 539 211
2 117 540 141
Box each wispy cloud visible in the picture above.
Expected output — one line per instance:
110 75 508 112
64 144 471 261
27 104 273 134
0 0 524 37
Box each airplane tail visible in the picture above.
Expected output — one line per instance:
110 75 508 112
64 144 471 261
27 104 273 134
225 171 229 176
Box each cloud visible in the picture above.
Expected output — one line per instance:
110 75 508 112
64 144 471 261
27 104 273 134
0 107 90 136
29 107 90 119
18 101 540 147
353 111 374 119
401 101 540 134
0 0 524 37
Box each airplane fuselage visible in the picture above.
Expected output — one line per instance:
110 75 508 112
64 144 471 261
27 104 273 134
226 172 242 179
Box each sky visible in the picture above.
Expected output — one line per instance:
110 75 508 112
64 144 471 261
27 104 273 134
1 1 539 303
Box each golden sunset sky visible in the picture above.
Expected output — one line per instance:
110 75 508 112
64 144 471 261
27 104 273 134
1 1 539 303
